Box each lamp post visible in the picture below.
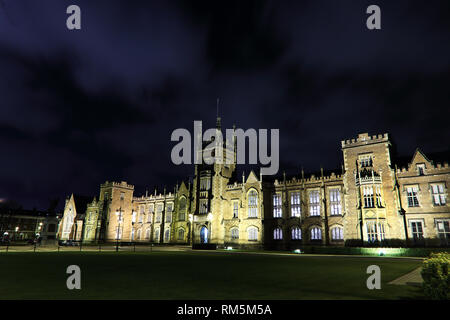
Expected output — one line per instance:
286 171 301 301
189 214 194 246
115 207 123 252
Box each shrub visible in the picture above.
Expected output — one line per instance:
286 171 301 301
421 252 449 300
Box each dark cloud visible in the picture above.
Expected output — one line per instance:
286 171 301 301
0 0 449 209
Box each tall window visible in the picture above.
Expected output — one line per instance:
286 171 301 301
436 220 450 246
366 222 385 243
154 228 160 242
331 226 343 240
363 186 375 208
431 184 446 206
232 201 239 218
178 228 185 241
375 185 383 207
248 227 258 241
410 221 424 243
164 229 170 242
273 227 283 240
273 194 282 218
156 204 163 223
291 192 301 217
137 229 141 240
166 203 173 223
131 210 137 223
178 197 187 221
200 177 211 191
309 190 320 216
138 211 144 223
130 228 135 240
248 190 258 218
311 227 322 240
199 199 208 214
291 227 301 240
120 192 125 201
148 205 154 223
145 228 151 240
406 186 419 207
329 189 341 215
231 228 239 240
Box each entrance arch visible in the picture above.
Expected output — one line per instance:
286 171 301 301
200 226 208 244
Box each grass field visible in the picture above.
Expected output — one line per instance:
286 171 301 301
0 251 424 300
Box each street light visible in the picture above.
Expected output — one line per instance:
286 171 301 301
115 208 123 252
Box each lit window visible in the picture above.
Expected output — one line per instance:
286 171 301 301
290 192 301 217
248 191 258 218
309 190 320 216
156 204 163 222
406 186 419 207
200 177 211 191
431 184 446 206
273 194 282 218
178 197 187 221
436 220 450 246
363 186 375 208
247 227 258 241
331 226 343 240
330 189 341 215
366 222 385 243
311 227 322 240
291 227 301 240
232 201 239 218
273 227 283 240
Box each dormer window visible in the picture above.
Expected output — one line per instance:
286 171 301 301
416 164 425 176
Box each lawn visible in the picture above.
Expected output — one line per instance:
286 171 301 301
0 251 424 299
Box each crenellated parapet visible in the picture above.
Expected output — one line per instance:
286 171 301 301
341 132 389 148
101 180 134 190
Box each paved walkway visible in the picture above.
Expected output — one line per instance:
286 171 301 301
388 267 423 286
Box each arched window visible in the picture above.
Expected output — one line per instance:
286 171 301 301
291 227 301 240
145 228 150 240
137 229 141 240
273 227 283 240
130 228 135 240
179 197 187 221
247 227 258 241
154 228 160 242
331 226 343 240
164 229 171 242
178 228 185 241
231 228 239 240
311 227 322 240
248 190 258 218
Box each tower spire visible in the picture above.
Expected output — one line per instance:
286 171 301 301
216 97 221 129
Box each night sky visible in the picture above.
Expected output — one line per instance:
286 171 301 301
0 0 449 210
